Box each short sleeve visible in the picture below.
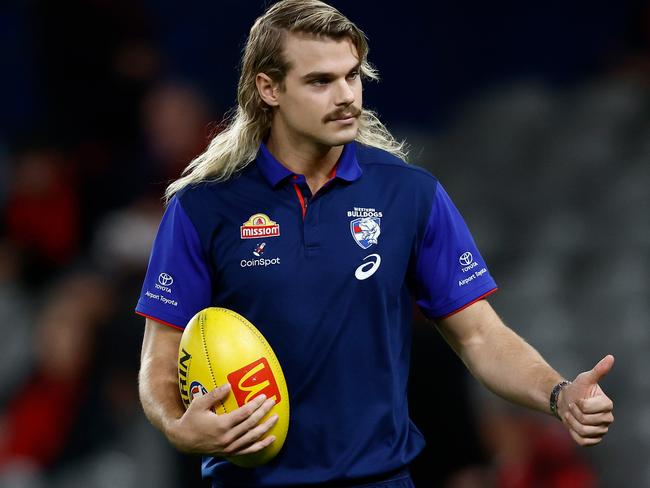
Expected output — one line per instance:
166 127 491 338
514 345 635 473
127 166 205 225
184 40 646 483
414 184 497 319
135 197 212 328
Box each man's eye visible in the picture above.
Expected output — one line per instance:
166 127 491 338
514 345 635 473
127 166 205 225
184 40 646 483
312 78 329 86
348 71 359 80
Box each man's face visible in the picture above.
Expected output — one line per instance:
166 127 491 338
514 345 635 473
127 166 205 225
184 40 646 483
272 32 363 148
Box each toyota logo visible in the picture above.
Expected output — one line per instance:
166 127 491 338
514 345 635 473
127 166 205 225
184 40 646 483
459 252 473 266
158 273 174 287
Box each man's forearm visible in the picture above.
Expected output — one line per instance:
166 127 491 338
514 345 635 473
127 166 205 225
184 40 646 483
459 322 562 413
139 319 185 437
436 300 563 414
139 348 185 435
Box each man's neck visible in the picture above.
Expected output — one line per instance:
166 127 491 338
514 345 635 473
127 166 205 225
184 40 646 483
266 133 343 195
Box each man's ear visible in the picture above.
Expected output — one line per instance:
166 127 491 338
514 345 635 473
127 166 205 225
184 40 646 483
256 73 280 107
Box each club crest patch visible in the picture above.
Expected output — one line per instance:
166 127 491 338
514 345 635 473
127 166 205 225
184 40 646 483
241 213 280 239
350 217 381 249
189 381 208 400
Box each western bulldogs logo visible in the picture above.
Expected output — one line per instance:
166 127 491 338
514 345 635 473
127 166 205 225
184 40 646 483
189 381 208 400
350 217 381 249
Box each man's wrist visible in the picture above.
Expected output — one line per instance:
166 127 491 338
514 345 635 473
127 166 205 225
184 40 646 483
550 380 571 420
162 414 185 445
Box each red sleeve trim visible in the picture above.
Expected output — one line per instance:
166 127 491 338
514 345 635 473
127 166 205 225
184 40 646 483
135 311 185 331
440 288 498 319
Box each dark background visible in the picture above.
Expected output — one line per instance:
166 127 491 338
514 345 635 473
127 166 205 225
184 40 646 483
2 1 645 137
0 1 648 487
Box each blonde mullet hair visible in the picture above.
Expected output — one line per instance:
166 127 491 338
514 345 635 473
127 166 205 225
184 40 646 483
165 0 408 202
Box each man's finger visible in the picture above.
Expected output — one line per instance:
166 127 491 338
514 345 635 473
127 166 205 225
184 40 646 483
576 395 614 414
566 421 606 447
570 402 614 427
564 411 610 438
568 403 614 426
226 413 279 455
232 434 276 456
224 394 269 427
582 355 615 385
229 397 276 439
192 383 231 411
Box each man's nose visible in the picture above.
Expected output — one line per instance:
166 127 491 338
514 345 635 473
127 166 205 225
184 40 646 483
335 79 355 106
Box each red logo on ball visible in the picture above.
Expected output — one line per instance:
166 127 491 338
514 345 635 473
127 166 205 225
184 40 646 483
227 357 281 407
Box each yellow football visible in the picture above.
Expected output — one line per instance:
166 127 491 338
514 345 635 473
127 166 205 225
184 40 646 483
177 307 290 467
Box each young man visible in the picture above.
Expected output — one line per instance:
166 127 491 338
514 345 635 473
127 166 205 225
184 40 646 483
137 1 614 486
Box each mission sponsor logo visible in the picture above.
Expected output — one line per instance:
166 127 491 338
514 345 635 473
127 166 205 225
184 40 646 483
227 357 282 407
241 213 280 239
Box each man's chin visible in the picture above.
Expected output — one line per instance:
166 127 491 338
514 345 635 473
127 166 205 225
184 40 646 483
324 127 359 147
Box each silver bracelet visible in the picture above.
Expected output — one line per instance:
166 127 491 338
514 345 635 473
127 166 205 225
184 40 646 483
550 380 571 420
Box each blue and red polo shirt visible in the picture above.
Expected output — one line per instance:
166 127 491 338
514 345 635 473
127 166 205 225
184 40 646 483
136 141 497 486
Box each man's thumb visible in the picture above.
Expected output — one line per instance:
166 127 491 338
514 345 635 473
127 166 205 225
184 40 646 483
584 355 615 384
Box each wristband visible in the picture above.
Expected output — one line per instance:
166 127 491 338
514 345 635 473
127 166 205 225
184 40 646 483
550 380 571 420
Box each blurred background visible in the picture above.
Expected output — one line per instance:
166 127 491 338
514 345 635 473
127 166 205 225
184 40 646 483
0 0 648 487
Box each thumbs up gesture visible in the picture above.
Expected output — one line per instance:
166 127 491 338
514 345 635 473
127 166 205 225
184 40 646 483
557 355 615 446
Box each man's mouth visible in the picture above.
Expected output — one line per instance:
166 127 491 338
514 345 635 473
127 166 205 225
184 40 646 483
328 109 361 122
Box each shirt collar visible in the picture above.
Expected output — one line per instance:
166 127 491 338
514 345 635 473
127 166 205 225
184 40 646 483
256 141 362 188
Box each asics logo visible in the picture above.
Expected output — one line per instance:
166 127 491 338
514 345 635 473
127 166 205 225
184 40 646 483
355 254 381 280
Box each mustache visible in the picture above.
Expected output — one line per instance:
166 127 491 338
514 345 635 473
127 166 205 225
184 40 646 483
324 106 362 122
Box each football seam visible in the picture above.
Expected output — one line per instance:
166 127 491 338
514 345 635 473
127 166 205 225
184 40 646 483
214 307 290 459
217 307 289 436
218 308 283 377
200 311 227 415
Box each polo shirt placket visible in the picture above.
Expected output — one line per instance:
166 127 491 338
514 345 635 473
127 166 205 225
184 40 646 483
258 142 362 258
